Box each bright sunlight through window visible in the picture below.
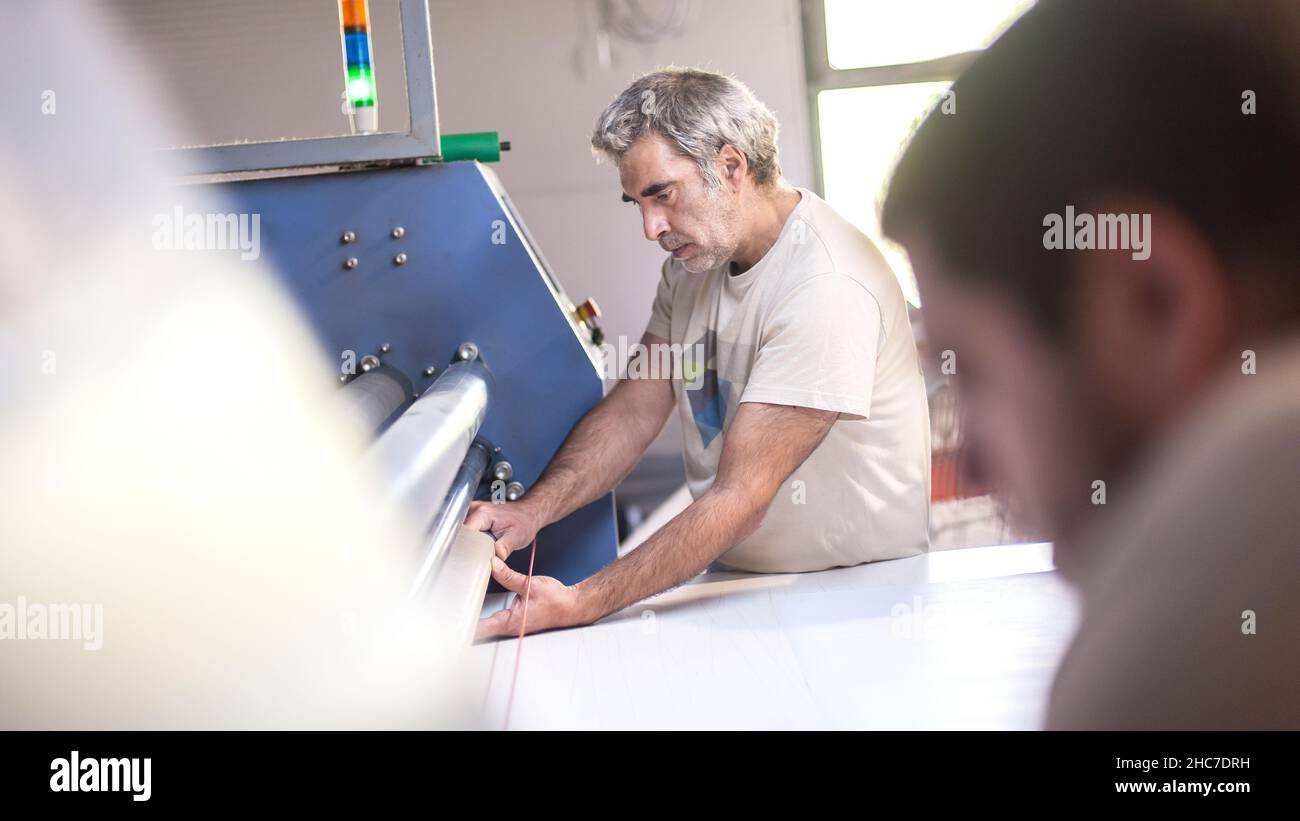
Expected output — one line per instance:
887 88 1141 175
814 1 1035 306
819 82 948 307
824 0 1034 69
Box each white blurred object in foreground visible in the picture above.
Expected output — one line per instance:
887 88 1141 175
0 3 477 729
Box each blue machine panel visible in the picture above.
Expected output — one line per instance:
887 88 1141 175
187 161 617 584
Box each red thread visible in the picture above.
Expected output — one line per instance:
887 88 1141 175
501 536 537 731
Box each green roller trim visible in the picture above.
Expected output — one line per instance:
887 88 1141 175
437 131 504 163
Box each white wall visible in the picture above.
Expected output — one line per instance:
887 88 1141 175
428 0 813 462
97 0 411 144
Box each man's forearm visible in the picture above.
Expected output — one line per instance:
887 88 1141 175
524 378 671 526
574 486 764 622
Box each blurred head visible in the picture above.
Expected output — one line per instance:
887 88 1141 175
882 1 1300 551
592 67 783 273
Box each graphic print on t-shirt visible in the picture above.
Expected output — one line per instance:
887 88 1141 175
684 329 731 449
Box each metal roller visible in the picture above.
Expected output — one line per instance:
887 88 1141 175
411 438 492 598
335 365 413 436
363 355 494 554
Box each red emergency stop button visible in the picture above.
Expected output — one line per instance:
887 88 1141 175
574 298 602 323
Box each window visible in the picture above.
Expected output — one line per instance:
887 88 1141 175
802 0 1034 306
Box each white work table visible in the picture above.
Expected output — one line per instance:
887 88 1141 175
473 543 1079 730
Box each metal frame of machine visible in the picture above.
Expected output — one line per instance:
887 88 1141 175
165 0 442 175
166 0 619 589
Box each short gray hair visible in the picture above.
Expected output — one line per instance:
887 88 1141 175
591 67 782 188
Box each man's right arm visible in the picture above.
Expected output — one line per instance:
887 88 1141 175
464 331 676 557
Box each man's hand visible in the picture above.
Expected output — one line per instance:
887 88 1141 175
464 499 547 560
473 402 838 641
475 557 588 641
575 402 839 622
464 331 674 556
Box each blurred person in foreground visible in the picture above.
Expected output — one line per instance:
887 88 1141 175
882 0 1299 729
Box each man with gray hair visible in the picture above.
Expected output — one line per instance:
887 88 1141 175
472 68 931 639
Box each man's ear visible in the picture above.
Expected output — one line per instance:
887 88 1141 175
717 144 747 191
1071 196 1231 427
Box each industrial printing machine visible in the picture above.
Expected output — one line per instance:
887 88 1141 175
168 0 617 628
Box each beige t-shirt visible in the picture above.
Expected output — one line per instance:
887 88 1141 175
1047 332 1300 729
645 188 931 572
